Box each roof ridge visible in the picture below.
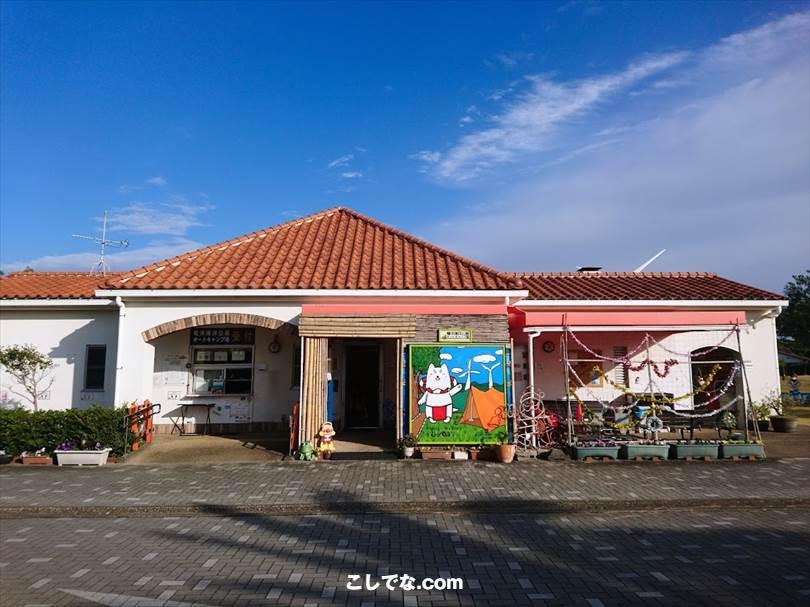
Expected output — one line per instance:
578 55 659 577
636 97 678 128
2 271 123 277
509 271 719 278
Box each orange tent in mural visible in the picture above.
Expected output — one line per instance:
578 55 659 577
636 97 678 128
460 387 506 432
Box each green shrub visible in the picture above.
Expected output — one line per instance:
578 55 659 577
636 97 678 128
0 406 135 456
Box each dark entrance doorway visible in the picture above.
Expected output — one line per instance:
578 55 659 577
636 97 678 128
345 343 380 428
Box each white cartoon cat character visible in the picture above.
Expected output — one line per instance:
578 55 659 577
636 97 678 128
418 363 462 423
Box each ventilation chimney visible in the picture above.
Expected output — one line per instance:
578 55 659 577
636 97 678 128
576 266 602 273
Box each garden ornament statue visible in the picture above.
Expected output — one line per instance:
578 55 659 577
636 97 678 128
298 441 317 461
317 421 336 459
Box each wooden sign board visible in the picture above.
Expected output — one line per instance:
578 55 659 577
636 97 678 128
438 328 473 343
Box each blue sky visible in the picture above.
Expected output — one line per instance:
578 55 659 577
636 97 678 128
1 1 808 291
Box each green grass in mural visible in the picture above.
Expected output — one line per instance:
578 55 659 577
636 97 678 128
416 385 507 445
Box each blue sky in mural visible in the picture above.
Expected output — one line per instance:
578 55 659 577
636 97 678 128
439 346 505 389
1 2 808 290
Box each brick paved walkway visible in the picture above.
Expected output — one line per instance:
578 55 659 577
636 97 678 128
1 459 809 516
2 508 809 606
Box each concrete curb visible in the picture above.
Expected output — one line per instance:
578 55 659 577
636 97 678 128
2 497 809 519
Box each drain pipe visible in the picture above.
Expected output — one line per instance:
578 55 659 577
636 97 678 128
112 296 126 410
527 331 541 394
113 296 128 456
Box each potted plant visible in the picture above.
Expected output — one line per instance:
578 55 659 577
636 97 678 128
54 440 111 467
761 391 799 433
419 446 452 461
0 450 12 465
574 439 621 461
719 440 765 460
621 440 669 461
495 433 516 464
751 402 772 432
21 447 51 465
399 435 418 459
671 439 719 461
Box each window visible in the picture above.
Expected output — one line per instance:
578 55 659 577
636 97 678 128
613 346 628 387
84 345 106 391
190 345 254 395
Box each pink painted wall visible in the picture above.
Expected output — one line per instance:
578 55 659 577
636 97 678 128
519 310 745 328
301 303 508 315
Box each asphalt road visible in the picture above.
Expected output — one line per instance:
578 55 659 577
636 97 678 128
2 508 809 607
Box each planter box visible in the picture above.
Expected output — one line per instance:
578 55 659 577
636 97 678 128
621 444 670 461
419 450 452 461
55 449 111 467
770 416 799 433
21 455 52 465
671 444 719 460
0 454 13 465
574 446 620 461
720 444 765 460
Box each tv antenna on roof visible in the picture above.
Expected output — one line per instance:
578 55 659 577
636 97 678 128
72 210 129 275
634 249 666 273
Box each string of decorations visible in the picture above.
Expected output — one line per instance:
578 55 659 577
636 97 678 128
623 358 680 378
566 360 741 413
659 397 741 418
564 324 739 364
653 328 738 359
594 363 731 404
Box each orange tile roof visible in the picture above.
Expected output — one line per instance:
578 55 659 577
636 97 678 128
511 272 783 301
0 272 119 300
104 207 520 291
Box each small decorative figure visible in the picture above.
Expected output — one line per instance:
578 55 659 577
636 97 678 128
297 441 317 461
317 421 336 459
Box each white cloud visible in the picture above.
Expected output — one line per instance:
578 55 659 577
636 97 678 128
409 150 442 163
105 200 214 235
428 52 687 182
327 154 354 168
146 176 167 186
440 353 453 360
1 237 204 274
340 171 363 179
425 12 810 292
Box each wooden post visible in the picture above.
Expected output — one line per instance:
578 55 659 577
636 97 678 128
736 325 753 443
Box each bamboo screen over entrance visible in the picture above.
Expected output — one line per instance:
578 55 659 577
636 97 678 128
298 314 416 338
299 337 329 445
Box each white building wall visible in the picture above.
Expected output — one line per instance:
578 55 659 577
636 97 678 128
0 307 118 410
532 314 782 408
149 326 300 427
114 300 302 425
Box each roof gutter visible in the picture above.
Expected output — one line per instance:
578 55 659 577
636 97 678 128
513 299 789 309
95 288 529 298
0 299 115 308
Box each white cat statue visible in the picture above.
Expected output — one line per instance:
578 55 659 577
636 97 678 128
418 363 462 423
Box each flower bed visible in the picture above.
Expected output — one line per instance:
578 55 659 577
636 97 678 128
719 442 765 460
575 441 621 461
54 440 111 466
671 441 719 460
0 406 134 458
621 442 670 461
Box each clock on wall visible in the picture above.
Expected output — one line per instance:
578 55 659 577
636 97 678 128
269 338 282 354
542 341 555 353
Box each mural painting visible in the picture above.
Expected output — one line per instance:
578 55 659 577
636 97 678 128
409 344 510 445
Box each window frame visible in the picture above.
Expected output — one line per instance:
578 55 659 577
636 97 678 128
189 344 255 396
83 344 107 391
